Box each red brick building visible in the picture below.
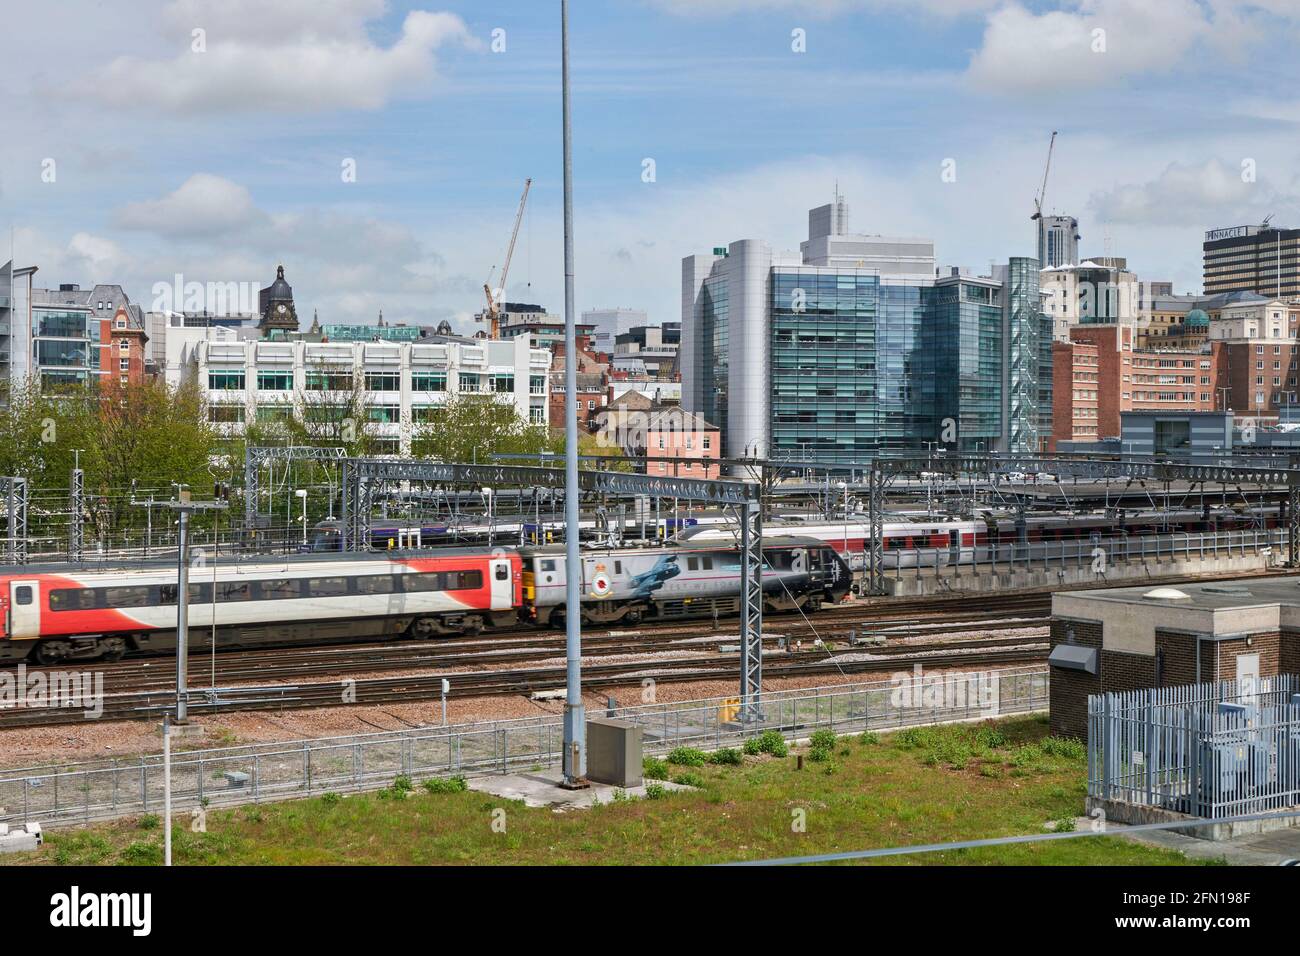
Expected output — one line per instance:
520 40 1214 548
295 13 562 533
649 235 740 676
548 333 610 429
1050 324 1220 449
103 306 149 391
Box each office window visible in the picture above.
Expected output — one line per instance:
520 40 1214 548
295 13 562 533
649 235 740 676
257 371 293 391
208 369 245 390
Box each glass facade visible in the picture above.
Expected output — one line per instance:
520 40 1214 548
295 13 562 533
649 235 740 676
699 275 729 444
1006 257 1043 452
770 269 882 459
932 282 1002 450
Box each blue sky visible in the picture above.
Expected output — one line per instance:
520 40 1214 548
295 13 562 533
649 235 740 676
3 0 1300 329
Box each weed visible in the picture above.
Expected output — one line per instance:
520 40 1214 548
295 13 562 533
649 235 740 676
424 775 469 795
643 757 669 780
667 747 707 767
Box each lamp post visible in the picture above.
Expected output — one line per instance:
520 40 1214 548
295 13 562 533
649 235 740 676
560 0 586 788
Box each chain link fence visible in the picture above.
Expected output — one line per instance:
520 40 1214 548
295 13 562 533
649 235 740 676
0 666 1048 829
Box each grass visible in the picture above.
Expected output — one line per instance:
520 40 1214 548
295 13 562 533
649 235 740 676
13 715 1206 866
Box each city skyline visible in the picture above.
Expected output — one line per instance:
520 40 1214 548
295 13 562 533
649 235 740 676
4 0 1300 331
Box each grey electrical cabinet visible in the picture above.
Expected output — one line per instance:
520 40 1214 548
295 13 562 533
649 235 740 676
586 717 643 788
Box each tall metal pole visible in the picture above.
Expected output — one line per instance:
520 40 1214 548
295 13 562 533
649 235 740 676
176 508 190 724
560 0 586 786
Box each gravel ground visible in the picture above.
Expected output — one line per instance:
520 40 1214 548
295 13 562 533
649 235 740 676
0 656 1041 771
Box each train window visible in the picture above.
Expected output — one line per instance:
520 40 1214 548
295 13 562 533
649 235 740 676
614 561 622 574
157 584 210 604
354 575 396 595
403 573 444 592
306 577 349 597
104 586 151 608
454 571 483 590
218 582 252 602
50 588 94 610
15 586 33 606
702 556 714 570
540 559 556 572
258 579 302 600
687 557 698 571
494 565 509 581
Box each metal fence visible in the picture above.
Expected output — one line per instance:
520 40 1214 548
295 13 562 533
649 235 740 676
1088 675 1300 819
0 666 1048 829
887 528 1286 580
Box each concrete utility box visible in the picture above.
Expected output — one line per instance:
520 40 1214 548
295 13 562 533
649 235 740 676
0 822 43 853
586 717 643 788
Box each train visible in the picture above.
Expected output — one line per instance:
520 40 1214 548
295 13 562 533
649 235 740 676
684 506 1283 569
307 514 723 551
0 536 851 665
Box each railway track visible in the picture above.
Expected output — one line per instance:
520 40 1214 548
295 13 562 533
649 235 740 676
0 634 1049 728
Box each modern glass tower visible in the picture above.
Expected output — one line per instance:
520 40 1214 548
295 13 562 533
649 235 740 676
682 201 1050 463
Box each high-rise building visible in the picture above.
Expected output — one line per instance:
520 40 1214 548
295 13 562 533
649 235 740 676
681 199 1051 462
1203 222 1300 300
583 307 648 355
0 260 38 393
1037 215 1080 269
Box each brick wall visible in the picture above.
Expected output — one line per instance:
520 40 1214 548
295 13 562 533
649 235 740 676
1049 618 1101 738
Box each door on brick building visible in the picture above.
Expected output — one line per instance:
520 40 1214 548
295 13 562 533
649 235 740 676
1236 653 1260 703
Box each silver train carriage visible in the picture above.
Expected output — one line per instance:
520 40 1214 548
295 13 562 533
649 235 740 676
520 535 852 627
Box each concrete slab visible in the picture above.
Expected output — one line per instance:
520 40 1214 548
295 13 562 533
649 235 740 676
1099 818 1300 866
467 770 694 812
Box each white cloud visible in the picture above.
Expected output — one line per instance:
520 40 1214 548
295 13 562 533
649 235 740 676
646 0 997 16
115 174 265 238
966 0 1210 93
69 3 476 114
1088 158 1288 227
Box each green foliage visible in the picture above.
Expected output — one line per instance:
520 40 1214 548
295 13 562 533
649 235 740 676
708 748 742 766
644 782 667 800
51 831 113 866
137 814 160 831
973 725 1009 750
808 745 833 763
379 774 414 799
672 771 706 788
643 757 669 780
809 729 837 751
119 840 163 866
667 746 707 767
743 730 788 758
858 731 880 746
424 775 469 795
320 792 342 805
1052 816 1077 833
1039 736 1086 761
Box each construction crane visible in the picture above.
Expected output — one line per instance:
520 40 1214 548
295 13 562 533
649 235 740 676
480 178 532 340
1034 130 1055 223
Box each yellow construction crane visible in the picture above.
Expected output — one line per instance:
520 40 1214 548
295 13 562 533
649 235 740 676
481 177 532 339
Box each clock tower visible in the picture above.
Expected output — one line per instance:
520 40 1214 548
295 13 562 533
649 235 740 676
258 264 300 333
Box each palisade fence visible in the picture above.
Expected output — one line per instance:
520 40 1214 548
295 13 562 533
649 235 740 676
1088 675 1300 820
0 666 1048 829
884 528 1286 579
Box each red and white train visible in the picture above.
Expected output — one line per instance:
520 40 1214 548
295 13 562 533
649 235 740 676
0 552 520 665
682 506 1281 568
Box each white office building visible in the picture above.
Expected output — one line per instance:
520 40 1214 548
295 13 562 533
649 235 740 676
192 332 550 455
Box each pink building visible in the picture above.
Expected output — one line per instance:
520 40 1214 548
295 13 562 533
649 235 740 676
596 402 719 478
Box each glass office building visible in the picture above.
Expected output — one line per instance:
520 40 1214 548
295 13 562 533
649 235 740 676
682 202 1051 464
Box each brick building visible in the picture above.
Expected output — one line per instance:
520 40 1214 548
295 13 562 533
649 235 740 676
1049 578 1300 738
548 333 609 429
1050 324 1220 449
593 400 720 479
105 306 149 390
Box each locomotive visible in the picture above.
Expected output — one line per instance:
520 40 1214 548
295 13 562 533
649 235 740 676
0 537 850 665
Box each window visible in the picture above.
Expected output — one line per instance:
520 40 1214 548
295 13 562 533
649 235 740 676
411 372 447 392
492 373 515 393
158 584 210 604
367 405 400 423
306 577 349 597
365 372 400 392
255 405 294 423
305 371 353 391
257 579 301 600
49 588 95 610
118 339 129 351
208 370 245 390
355 575 396 595
494 564 509 581
687 557 698 571
703 436 712 450
218 581 252 602
587 399 595 411
541 560 556 572
15 586 33 606
102 586 151 608
208 405 245 423
119 358 130 371
257 371 293 391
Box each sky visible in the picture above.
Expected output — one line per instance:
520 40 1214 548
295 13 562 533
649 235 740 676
3 0 1300 332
